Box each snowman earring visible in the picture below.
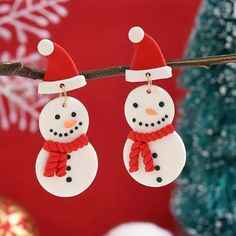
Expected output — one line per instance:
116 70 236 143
35 39 98 197
123 27 186 187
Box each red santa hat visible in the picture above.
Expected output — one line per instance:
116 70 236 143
126 27 172 82
37 39 86 94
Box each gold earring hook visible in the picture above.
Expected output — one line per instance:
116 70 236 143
146 72 152 94
60 84 67 107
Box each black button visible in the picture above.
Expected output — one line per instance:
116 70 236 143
152 153 158 158
162 118 165 122
67 155 71 160
157 121 161 124
155 165 160 171
66 177 72 182
59 133 62 137
54 132 57 135
139 122 143 126
50 129 53 132
79 122 83 126
75 126 78 130
64 133 68 137
132 118 136 122
145 123 149 127
67 166 71 171
165 115 168 118
133 103 138 108
151 123 155 127
70 130 74 134
156 177 162 183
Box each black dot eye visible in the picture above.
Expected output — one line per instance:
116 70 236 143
159 102 165 107
71 112 76 117
133 103 138 108
55 114 60 120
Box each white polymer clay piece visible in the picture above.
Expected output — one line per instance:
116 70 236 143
123 85 186 187
36 96 98 197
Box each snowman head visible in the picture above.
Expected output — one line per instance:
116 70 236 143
39 96 89 142
124 85 175 133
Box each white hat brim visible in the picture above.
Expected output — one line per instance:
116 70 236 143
38 75 86 94
125 66 172 82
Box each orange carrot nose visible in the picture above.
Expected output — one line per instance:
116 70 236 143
145 108 157 115
64 119 77 128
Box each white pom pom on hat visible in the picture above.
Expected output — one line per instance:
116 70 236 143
128 26 145 43
37 39 54 56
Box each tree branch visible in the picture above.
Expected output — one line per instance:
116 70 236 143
1 54 236 80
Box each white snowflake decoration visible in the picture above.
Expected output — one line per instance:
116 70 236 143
0 0 70 132
0 45 51 132
0 0 69 44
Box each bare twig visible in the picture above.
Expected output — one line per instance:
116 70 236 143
1 54 236 80
0 62 44 80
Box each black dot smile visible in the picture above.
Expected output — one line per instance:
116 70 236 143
156 177 162 183
49 123 82 138
131 114 169 128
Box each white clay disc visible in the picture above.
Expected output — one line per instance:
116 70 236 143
123 85 186 187
35 96 98 197
36 144 98 197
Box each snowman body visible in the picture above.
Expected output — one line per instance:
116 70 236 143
123 132 185 187
35 96 98 197
36 143 97 197
123 85 186 187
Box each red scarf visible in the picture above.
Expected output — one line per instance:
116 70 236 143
128 124 175 173
43 134 88 177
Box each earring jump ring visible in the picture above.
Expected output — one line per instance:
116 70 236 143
146 72 152 94
60 83 67 107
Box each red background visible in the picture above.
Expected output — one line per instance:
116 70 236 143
0 1 201 235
